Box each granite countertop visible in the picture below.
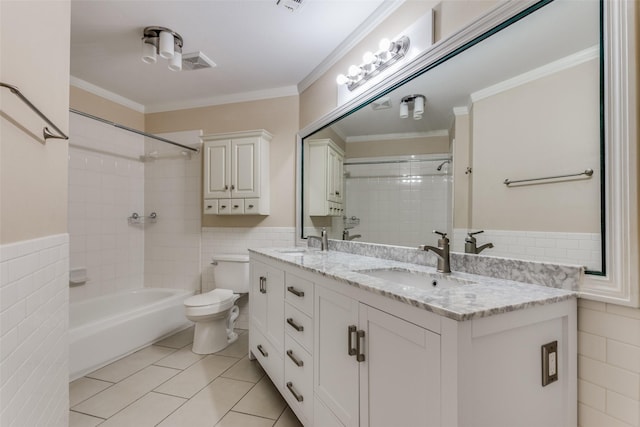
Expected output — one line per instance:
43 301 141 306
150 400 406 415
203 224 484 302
249 247 577 321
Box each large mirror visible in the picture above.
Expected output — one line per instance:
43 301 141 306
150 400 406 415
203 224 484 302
301 0 603 273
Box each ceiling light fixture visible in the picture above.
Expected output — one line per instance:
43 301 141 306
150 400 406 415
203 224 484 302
336 35 410 92
141 26 184 72
400 94 426 120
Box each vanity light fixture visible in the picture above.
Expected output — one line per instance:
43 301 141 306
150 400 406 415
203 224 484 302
141 26 184 71
336 36 410 91
400 94 426 120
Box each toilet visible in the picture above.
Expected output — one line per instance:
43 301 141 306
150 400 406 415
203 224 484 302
184 253 249 354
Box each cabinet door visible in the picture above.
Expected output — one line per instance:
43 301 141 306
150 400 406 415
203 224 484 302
232 137 260 198
332 148 344 204
204 141 231 198
359 305 441 427
250 260 285 351
315 286 360 427
327 147 338 202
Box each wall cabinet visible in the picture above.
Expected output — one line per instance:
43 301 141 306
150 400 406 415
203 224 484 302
202 130 271 215
305 139 344 217
249 252 576 427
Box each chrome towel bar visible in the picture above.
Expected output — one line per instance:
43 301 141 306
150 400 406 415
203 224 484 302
1 82 69 141
504 169 593 186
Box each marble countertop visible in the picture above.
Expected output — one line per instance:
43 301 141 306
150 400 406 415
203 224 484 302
249 247 577 321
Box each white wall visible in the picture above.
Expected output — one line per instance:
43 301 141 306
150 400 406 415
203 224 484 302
68 114 145 302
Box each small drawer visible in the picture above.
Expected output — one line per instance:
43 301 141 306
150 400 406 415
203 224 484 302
249 329 283 390
285 273 314 316
284 335 313 423
203 199 218 214
230 200 244 214
218 199 232 215
285 303 313 354
244 198 260 214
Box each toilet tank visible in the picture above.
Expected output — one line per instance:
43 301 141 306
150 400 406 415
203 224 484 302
211 253 250 293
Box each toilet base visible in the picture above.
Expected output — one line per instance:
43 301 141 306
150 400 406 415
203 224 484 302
192 316 232 354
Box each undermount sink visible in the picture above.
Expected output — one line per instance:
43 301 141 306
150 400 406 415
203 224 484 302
359 268 475 290
276 248 313 255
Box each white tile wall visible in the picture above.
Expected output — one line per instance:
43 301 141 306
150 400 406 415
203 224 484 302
578 299 640 427
344 156 452 248
0 234 69 427
453 228 601 270
200 227 295 291
144 131 202 292
68 114 145 303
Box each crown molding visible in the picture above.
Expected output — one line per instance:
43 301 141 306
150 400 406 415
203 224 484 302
297 0 406 93
70 76 146 113
345 129 448 143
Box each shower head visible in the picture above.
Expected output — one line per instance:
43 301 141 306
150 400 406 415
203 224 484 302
436 160 451 171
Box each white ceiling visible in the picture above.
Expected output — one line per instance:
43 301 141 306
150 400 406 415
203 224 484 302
70 0 393 112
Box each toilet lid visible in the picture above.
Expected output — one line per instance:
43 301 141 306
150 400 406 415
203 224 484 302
184 289 235 308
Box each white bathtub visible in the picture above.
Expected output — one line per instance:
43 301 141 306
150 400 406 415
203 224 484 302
69 288 193 380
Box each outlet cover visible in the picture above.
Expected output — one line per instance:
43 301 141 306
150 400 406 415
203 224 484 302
541 341 558 386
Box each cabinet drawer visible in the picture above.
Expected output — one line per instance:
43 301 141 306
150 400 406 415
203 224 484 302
249 329 283 391
285 303 313 354
218 199 232 214
230 200 244 214
284 335 313 423
285 273 314 316
203 199 218 214
244 198 260 214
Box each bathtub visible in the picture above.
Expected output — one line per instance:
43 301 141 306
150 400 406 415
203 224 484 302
69 288 194 380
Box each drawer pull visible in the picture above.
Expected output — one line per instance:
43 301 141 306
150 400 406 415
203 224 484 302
348 325 357 356
286 382 304 402
257 344 268 358
248 204 254 208
356 329 365 362
286 349 304 367
286 318 304 332
287 286 305 298
259 276 267 294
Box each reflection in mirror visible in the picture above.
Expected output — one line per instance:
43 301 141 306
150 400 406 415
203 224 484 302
301 0 602 272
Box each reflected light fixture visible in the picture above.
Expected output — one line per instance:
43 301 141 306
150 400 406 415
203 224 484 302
336 35 410 91
400 94 426 120
142 26 184 71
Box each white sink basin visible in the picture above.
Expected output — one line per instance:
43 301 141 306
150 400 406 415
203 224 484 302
276 248 313 256
359 268 475 290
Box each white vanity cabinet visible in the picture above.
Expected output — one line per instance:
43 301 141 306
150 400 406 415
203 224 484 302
202 130 271 215
305 139 345 217
249 252 576 427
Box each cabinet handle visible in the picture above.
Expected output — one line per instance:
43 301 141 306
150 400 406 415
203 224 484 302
348 325 357 356
287 286 305 298
224 185 228 190
206 205 212 209
231 184 235 190
221 205 227 209
286 317 304 332
248 204 254 209
259 276 267 293
257 344 268 357
286 382 304 402
356 329 365 362
336 191 340 196
286 349 304 367
233 204 239 208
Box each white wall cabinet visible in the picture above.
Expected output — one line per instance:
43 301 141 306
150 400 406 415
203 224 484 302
202 130 271 215
305 139 345 217
249 252 576 427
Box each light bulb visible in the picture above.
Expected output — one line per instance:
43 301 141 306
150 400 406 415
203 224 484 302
414 96 424 116
362 51 376 65
159 31 174 59
348 65 362 78
336 74 350 85
168 50 182 71
379 38 392 51
399 101 409 119
141 38 157 64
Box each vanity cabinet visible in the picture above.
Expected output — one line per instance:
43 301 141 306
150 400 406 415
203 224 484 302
249 252 576 427
202 130 271 215
305 139 344 217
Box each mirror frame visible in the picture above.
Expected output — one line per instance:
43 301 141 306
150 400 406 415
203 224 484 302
296 0 638 306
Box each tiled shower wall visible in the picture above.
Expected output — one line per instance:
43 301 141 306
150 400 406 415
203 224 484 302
344 156 452 248
0 235 69 427
68 113 145 303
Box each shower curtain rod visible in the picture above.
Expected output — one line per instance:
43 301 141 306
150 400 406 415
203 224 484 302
69 108 199 153
343 156 451 166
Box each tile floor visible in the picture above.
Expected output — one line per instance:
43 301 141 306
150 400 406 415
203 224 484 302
69 327 303 427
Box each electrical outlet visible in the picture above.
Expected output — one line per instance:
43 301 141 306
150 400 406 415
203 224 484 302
541 341 558 386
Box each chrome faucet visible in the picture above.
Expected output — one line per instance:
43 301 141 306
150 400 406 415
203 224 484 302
342 229 361 241
465 230 494 254
308 227 329 251
419 231 451 273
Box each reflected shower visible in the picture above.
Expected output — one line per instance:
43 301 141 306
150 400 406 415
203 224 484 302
436 160 451 171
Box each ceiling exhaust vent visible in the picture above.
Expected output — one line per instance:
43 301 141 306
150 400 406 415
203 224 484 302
182 51 217 71
276 0 303 12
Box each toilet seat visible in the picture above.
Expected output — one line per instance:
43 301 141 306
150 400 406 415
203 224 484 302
184 289 235 312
